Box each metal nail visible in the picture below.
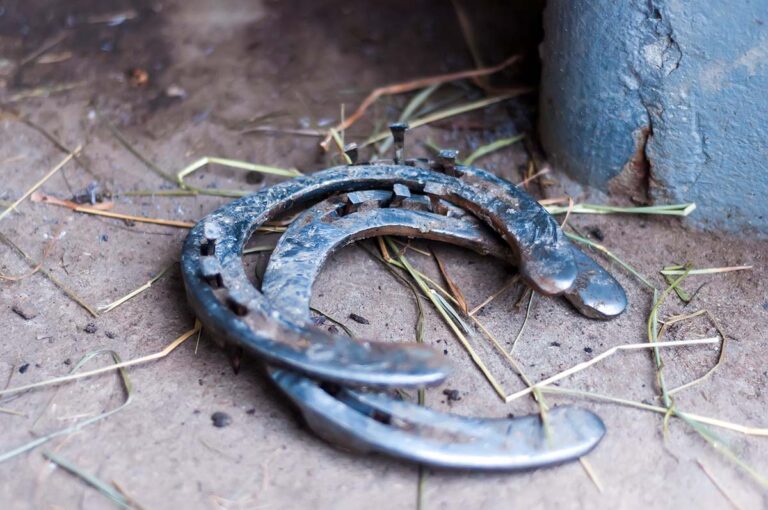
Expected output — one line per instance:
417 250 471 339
389 122 409 164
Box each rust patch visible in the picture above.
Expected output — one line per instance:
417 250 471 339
608 126 652 204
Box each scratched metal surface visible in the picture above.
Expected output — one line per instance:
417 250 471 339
262 192 626 322
181 163 578 388
270 368 606 470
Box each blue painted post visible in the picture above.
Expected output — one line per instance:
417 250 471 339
539 0 768 235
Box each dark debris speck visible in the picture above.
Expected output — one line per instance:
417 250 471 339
84 323 98 334
349 313 370 325
327 325 339 334
442 389 461 402
19 363 30 374
211 411 232 428
550 341 561 347
588 226 605 241
105 331 116 339
584 347 593 353
245 171 265 185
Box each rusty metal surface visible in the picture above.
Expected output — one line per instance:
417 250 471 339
181 162 580 388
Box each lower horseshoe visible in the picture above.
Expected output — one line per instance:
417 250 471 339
270 369 606 470
181 162 578 387
261 192 606 469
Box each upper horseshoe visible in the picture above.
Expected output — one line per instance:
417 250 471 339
181 163 577 388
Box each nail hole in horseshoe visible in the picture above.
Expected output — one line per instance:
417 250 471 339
205 273 224 288
226 297 249 316
200 239 216 256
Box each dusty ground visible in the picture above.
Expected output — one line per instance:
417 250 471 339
1 1 767 509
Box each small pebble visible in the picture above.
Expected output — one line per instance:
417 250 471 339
84 323 98 334
550 341 561 347
211 411 232 428
11 303 38 321
584 347 593 353
349 313 370 325
165 84 187 98
19 363 30 374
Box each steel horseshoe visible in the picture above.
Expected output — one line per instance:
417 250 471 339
181 162 580 387
270 368 606 470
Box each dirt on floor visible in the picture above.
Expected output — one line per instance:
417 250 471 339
0 1 767 509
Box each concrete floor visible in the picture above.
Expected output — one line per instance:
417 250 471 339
1 1 767 509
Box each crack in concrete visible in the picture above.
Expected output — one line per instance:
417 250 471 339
687 112 712 193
